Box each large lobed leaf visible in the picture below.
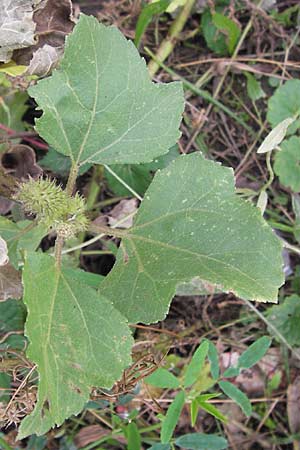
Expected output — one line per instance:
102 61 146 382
18 252 133 439
29 14 184 167
101 153 284 323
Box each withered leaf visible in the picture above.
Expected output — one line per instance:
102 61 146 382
0 263 23 301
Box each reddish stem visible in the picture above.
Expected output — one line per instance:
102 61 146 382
0 123 48 150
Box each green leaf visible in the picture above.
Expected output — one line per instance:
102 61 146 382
196 393 221 401
274 136 300 192
105 145 179 197
267 79 300 134
219 381 251 416
207 340 219 380
190 399 199 427
201 8 228 55
29 14 184 167
39 148 91 177
100 153 284 324
245 73 265 102
125 422 141 450
175 433 228 449
237 336 271 369
160 390 185 443
197 401 227 423
0 91 28 131
222 367 240 378
26 435 48 450
0 372 11 402
267 295 300 346
0 217 47 266
0 298 26 334
145 367 180 389
257 118 294 154
105 164 153 197
212 13 241 54
0 298 26 350
18 252 133 439
149 444 171 450
184 341 209 388
134 0 170 46
62 267 104 289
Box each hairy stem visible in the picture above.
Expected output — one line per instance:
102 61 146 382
74 165 103 260
54 162 79 268
54 235 64 268
66 163 79 196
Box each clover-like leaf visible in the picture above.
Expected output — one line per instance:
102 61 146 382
18 252 133 439
100 153 284 324
175 433 228 450
274 136 300 192
29 14 184 167
267 80 300 134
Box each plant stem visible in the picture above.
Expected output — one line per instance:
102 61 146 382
147 0 196 77
87 165 103 210
54 236 64 268
262 152 275 192
75 165 103 260
66 163 79 196
104 164 143 201
54 162 80 268
89 224 126 239
282 239 300 257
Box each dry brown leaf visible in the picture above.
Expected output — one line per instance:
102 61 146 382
108 199 138 229
74 425 109 448
0 263 23 301
1 144 42 180
0 236 9 266
0 0 38 62
287 376 300 435
13 0 75 76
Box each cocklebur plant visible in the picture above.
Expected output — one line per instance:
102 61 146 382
1 13 285 439
14 177 89 238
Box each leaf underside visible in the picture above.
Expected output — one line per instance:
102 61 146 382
28 14 184 167
18 252 133 439
101 153 284 324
